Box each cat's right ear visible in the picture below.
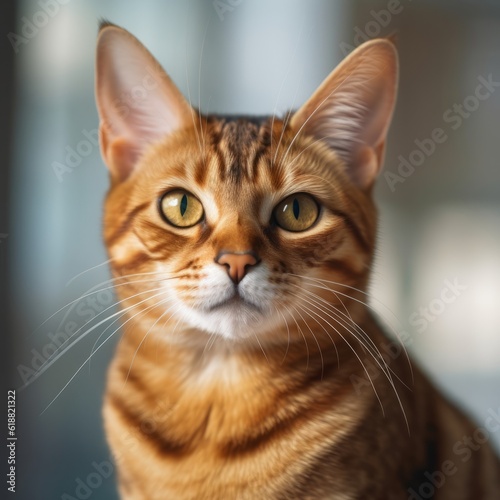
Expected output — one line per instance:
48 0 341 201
290 39 398 191
95 23 194 181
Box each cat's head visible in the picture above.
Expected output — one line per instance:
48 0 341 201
95 24 398 343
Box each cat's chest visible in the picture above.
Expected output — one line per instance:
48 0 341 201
103 347 364 499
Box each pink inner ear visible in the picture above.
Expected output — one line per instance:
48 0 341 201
95 26 194 181
99 125 139 181
290 40 398 190
351 145 381 190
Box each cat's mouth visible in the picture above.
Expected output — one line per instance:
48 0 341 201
208 293 261 312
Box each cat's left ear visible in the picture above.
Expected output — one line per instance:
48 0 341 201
95 23 194 181
290 39 398 190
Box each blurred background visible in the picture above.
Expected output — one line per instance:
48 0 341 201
2 0 500 498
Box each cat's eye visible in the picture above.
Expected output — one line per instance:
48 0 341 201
159 189 204 228
273 193 319 232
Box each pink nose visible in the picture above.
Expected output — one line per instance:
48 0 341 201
216 251 259 284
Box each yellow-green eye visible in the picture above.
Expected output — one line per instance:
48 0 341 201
159 189 204 228
273 193 319 232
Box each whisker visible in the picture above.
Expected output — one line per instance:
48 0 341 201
170 304 186 339
53 276 175 336
40 292 171 415
272 109 291 166
202 331 217 358
288 292 340 368
287 299 340 370
285 134 333 170
21 288 170 390
270 21 305 166
205 331 218 354
279 72 356 167
88 291 177 373
291 284 388 369
280 302 310 372
198 16 211 157
288 293 386 418
292 285 410 391
123 298 179 387
287 273 413 382
289 303 325 379
252 330 270 364
150 283 198 361
154 297 192 364
30 271 179 339
50 272 181 339
273 46 309 167
288 272 398 322
289 287 393 384
184 37 203 155
289 289 410 432
55 284 171 357
275 306 291 365
65 258 114 287
41 294 181 415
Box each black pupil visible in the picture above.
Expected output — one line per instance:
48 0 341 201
292 198 300 220
180 194 188 216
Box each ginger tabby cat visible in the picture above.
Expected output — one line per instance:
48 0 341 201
95 23 500 499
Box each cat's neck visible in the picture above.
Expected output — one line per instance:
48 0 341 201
104 308 410 467
110 305 384 397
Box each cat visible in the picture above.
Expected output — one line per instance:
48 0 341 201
95 22 500 499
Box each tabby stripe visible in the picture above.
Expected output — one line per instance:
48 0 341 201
250 145 265 182
334 210 371 253
118 364 149 395
221 363 342 458
228 159 243 183
115 251 151 270
108 392 190 457
220 407 307 457
207 123 226 182
106 201 150 247
208 119 223 148
193 158 208 186
323 257 360 279
132 225 188 260
215 143 227 181
196 222 213 246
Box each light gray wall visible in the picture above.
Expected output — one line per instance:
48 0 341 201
9 1 500 498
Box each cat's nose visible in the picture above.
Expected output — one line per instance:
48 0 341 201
216 251 260 285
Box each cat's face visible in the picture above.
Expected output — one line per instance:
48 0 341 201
96 24 398 342
103 116 373 339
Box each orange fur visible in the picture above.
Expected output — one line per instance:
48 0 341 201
95 24 500 499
